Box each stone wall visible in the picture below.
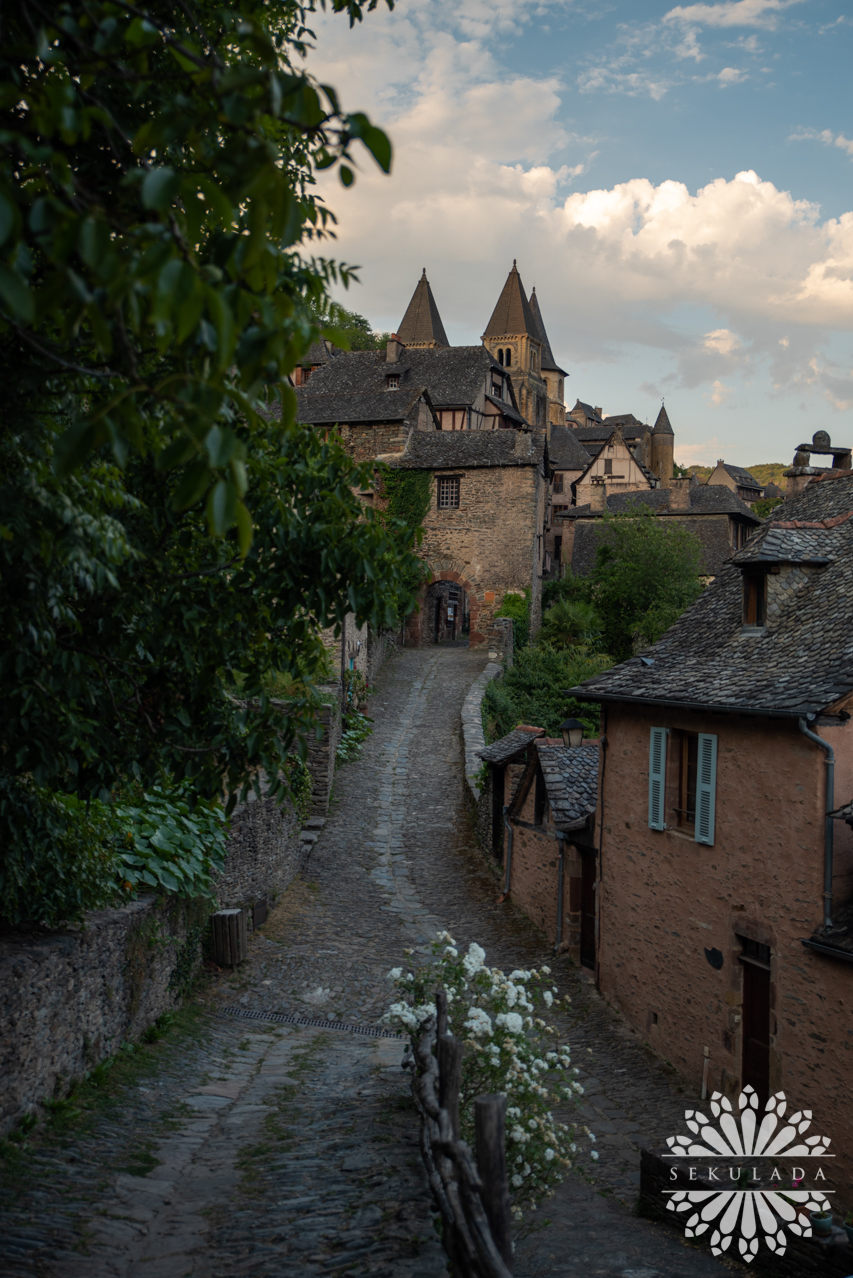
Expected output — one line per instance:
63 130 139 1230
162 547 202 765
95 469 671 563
216 773 304 911
0 894 204 1135
305 696 342 817
639 1146 853 1278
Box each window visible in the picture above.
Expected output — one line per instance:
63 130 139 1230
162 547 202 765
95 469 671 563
553 473 564 493
604 459 613 476
743 572 766 627
386 374 400 390
649 726 717 844
505 348 511 368
498 348 504 366
437 476 461 509
491 379 503 399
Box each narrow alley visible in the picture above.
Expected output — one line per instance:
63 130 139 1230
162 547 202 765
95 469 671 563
0 649 735 1278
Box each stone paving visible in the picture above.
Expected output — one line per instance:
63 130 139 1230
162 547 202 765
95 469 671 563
0 646 739 1278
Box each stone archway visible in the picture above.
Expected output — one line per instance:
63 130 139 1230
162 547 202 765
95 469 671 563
405 569 488 648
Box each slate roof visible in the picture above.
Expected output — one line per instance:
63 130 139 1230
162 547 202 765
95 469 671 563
654 404 674 436
719 462 762 489
299 338 339 368
397 270 450 347
572 424 649 445
483 261 538 338
528 288 566 375
478 726 544 765
485 392 525 424
536 741 599 833
603 413 644 428
295 346 515 415
562 486 760 521
549 423 592 471
566 472 853 718
389 429 546 471
805 897 853 959
573 401 604 423
295 385 431 426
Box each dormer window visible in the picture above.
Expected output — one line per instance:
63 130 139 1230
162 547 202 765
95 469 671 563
743 571 766 627
386 374 400 390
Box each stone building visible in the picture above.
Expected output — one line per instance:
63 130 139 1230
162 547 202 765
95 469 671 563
481 261 560 430
567 404 675 490
396 269 450 349
545 423 593 570
489 733 599 967
529 287 568 429
568 470 853 1201
559 478 761 579
705 459 764 505
386 430 547 648
573 424 661 508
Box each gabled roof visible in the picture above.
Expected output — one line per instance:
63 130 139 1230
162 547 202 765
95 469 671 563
477 726 544 765
295 385 433 426
397 270 450 348
603 413 644 428
389 429 546 472
528 288 566 375
717 462 762 489
571 400 604 423
483 261 538 339
295 346 514 415
535 741 599 833
299 338 340 368
572 424 649 444
566 472 853 718
653 404 674 436
549 423 592 471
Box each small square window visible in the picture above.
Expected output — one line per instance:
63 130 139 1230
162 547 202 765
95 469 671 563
743 572 766 626
438 477 460 509
386 374 400 390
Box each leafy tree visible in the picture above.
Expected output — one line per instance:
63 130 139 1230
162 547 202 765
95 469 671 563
537 598 602 650
0 0 394 544
494 589 530 649
482 646 611 742
586 505 703 659
751 496 784 520
314 303 391 351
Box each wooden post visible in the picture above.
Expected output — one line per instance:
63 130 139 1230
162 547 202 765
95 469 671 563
474 1094 513 1270
211 908 248 967
435 989 462 1141
436 988 448 1039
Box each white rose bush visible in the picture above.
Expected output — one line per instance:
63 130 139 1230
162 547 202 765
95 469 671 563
385 932 592 1222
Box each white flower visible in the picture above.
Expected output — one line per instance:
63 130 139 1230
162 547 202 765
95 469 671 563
444 946 458 957
591 1150 599 1160
386 967 402 981
464 1007 493 1038
512 1174 523 1187
544 1148 555 1162
543 991 553 1008
507 1107 521 1119
541 965 551 975
588 1132 596 1142
495 1011 524 1035
528 1118 537 1130
463 942 487 976
573 1082 585 1094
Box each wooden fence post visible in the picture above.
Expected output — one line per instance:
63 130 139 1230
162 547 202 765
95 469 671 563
436 989 462 1140
474 1094 513 1269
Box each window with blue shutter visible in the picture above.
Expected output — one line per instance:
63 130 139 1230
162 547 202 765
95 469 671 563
648 727 668 830
695 733 718 845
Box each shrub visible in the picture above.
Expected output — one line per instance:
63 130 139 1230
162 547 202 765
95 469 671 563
494 589 530 650
481 646 611 742
108 785 227 901
384 934 594 1224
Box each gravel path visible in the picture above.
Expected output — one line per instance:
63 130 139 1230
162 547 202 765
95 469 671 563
0 646 735 1277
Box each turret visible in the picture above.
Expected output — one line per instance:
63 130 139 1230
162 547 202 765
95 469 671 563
651 403 674 489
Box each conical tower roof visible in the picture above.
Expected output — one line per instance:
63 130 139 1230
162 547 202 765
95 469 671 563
528 287 566 375
483 260 538 338
397 269 449 348
653 403 674 435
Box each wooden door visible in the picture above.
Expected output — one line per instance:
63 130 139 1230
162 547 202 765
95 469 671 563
741 962 770 1105
580 850 596 970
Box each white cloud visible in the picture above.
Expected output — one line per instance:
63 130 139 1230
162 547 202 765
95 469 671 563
663 0 804 29
790 127 853 160
676 437 721 465
707 379 733 405
705 328 741 354
715 65 749 83
577 66 672 99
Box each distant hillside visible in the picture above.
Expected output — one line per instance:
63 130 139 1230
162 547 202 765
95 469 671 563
679 462 788 488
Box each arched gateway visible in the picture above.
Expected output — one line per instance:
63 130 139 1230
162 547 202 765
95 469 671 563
405 569 491 649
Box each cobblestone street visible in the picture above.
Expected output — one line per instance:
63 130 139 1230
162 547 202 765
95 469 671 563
1 647 736 1278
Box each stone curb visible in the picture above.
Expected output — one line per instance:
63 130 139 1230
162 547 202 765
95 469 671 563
461 662 502 799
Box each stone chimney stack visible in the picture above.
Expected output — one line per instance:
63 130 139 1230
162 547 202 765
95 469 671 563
590 477 607 512
386 333 405 363
669 477 691 511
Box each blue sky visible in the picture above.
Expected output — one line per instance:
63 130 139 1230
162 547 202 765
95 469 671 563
308 0 853 466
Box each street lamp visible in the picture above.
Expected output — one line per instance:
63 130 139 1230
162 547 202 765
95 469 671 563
559 718 584 749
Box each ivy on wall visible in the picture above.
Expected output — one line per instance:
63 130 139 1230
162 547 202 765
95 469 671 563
378 469 433 619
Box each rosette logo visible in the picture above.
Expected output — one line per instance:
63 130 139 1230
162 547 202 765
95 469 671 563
664 1085 833 1263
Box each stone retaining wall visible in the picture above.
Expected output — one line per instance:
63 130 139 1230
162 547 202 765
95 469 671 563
0 895 204 1136
460 662 502 851
640 1146 853 1278
305 695 342 817
216 773 304 911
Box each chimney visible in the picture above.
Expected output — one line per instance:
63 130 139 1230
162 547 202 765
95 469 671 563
386 333 405 363
594 406 603 418
589 478 607 512
669 477 691 511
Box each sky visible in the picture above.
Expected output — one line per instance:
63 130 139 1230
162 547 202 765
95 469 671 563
305 0 853 467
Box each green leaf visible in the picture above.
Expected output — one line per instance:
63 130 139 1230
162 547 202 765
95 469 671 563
142 167 181 212
235 499 253 557
0 264 34 322
339 165 354 187
207 479 237 536
53 421 99 477
347 114 392 173
172 456 213 510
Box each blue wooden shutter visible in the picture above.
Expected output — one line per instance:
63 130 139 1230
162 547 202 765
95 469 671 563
648 727 668 830
695 733 718 845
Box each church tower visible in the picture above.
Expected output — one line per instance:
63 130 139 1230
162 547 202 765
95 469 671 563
482 261 548 427
528 286 568 429
650 403 674 489
397 269 449 349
